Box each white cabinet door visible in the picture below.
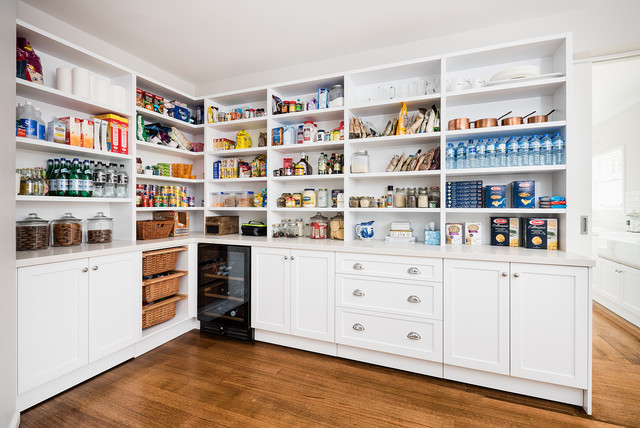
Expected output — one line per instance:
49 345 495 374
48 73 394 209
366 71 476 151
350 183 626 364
251 247 290 333
621 264 640 317
18 259 89 393
511 263 588 389
444 259 510 375
88 253 140 362
290 250 334 342
598 258 622 302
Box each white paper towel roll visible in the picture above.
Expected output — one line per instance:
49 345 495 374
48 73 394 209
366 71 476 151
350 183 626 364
90 74 98 103
96 79 110 106
56 67 72 93
108 85 126 111
72 67 90 99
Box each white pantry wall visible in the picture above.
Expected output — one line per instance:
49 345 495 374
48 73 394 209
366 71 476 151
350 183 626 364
1 1 18 427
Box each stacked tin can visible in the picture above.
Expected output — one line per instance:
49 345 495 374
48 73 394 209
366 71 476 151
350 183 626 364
136 184 195 208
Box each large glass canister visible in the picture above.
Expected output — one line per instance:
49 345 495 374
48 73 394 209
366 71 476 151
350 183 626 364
16 212 50 251
328 84 344 108
329 212 344 240
351 150 370 173
51 212 83 247
86 212 113 244
310 212 329 239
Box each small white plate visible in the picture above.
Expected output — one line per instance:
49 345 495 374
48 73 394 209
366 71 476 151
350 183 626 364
484 72 564 87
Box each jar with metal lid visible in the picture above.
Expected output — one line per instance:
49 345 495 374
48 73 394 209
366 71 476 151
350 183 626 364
272 224 281 238
329 212 344 240
394 188 406 208
328 84 344 108
86 212 113 244
51 212 82 247
349 196 361 208
302 189 316 208
293 192 303 207
351 150 370 173
277 194 286 208
310 212 328 239
359 196 374 208
317 188 329 208
16 213 50 251
429 186 440 208
406 187 417 208
418 187 429 208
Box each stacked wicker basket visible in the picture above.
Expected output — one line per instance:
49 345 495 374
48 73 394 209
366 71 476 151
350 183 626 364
141 246 187 329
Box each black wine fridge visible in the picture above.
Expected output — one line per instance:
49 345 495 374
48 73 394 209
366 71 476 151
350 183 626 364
197 243 253 340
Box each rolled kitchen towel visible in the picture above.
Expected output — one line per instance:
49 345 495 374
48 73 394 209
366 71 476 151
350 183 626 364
56 67 72 93
71 67 90 99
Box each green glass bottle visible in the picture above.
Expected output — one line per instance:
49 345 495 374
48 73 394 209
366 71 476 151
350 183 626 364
67 158 81 197
57 158 70 197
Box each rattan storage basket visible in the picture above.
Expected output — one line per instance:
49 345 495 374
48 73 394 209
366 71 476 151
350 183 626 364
136 220 174 240
142 246 187 276
142 294 187 329
142 270 187 303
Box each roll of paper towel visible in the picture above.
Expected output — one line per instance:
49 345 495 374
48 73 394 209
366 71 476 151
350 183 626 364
108 85 126 111
90 74 98 103
72 67 90 99
96 79 110 106
56 67 72 93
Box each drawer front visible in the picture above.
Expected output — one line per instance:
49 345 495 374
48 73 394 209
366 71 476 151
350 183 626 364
337 274 442 320
336 252 442 282
336 308 442 362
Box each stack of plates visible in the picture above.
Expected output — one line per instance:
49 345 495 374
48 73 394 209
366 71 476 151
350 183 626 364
490 65 541 82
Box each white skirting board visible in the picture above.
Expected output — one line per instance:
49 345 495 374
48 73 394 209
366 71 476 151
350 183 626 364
9 412 19 428
337 344 443 378
254 330 338 357
134 318 199 357
593 292 640 328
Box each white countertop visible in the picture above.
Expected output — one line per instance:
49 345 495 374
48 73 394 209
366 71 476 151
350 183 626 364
15 233 594 268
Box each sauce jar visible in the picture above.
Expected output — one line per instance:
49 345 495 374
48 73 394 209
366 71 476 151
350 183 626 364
51 212 82 247
16 212 50 251
86 212 113 244
302 189 316 208
293 192 303 207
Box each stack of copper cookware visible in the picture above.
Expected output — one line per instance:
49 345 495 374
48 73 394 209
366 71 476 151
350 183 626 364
448 109 556 131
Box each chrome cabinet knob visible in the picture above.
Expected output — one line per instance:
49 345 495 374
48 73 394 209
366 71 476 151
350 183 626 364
501 272 508 277
407 332 421 340
92 266 98 271
352 323 365 331
284 255 288 260
82 267 88 273
290 256 295 261
407 267 421 275
352 289 365 297
407 295 421 303
513 273 520 278
353 263 364 270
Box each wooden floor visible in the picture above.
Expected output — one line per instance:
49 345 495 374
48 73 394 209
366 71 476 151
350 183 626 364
20 302 640 428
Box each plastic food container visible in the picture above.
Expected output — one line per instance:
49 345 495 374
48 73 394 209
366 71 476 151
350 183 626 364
328 85 344 108
222 191 236 207
237 191 254 207
210 192 223 207
87 212 113 244
51 212 82 247
16 213 50 251
351 150 370 173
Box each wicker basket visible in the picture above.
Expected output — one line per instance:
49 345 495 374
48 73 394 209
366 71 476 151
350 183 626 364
136 220 175 240
142 270 187 303
142 246 187 276
142 294 187 329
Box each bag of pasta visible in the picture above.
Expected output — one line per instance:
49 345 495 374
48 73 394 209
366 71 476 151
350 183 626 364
236 130 252 149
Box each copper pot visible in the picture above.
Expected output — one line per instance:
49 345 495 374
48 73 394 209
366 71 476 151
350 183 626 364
474 111 512 128
527 109 556 124
448 118 471 131
501 111 536 126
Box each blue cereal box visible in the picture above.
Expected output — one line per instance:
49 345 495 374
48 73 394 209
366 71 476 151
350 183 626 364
511 181 535 208
485 185 506 208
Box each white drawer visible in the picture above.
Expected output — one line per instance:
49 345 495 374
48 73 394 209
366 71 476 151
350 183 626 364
336 252 442 282
336 308 442 362
337 274 442 320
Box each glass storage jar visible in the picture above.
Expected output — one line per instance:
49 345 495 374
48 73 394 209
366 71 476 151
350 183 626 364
86 212 113 244
359 196 374 208
406 188 417 208
51 212 82 247
351 150 370 173
429 186 440 208
328 84 344 108
394 188 406 208
310 212 328 239
16 212 50 251
317 188 329 208
329 212 345 240
418 187 429 208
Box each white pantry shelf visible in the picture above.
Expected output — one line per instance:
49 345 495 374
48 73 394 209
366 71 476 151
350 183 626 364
136 107 204 134
206 147 268 158
207 117 267 132
136 140 203 157
135 174 204 184
16 136 132 161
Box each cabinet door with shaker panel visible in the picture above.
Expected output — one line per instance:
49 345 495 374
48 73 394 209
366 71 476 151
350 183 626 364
251 247 291 334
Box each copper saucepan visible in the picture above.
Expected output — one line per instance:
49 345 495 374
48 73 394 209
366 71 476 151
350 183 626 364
527 109 556 124
448 118 471 131
501 111 536 126
473 111 512 128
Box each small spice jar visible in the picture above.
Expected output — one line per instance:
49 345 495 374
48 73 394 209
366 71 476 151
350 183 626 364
51 212 82 247
16 213 50 251
86 212 113 244
394 188 406 208
418 187 429 208
406 187 417 208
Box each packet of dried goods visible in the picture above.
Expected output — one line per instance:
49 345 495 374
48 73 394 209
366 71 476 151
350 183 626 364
236 130 252 149
396 102 408 135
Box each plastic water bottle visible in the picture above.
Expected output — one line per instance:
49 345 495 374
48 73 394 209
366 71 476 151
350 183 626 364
19 101 38 138
552 133 565 165
476 139 487 168
445 143 456 170
104 163 117 198
455 142 467 169
486 138 496 168
116 164 128 198
34 107 46 140
495 138 507 167
93 162 106 198
467 139 477 168
540 134 553 165
506 137 519 167
528 135 541 166
517 136 530 167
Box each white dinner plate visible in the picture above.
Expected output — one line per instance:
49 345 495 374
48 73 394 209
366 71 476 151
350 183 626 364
484 72 565 87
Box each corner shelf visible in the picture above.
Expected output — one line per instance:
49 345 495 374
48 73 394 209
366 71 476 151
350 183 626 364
136 140 203 157
135 174 204 184
207 117 267 132
136 107 204 134
270 140 345 154
205 147 268 158
269 107 345 125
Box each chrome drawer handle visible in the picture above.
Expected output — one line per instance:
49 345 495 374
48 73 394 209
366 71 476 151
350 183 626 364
407 332 421 340
352 323 365 332
407 267 421 275
353 263 364 270
352 289 365 297
407 295 421 303
501 272 508 277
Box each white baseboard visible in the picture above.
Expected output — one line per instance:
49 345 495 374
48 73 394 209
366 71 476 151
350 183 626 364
9 412 19 428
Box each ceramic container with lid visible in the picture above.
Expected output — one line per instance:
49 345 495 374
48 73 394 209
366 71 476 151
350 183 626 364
87 212 113 244
16 212 50 251
51 212 83 247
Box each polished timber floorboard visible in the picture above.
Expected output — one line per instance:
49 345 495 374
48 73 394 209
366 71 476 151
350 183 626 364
20 303 640 427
